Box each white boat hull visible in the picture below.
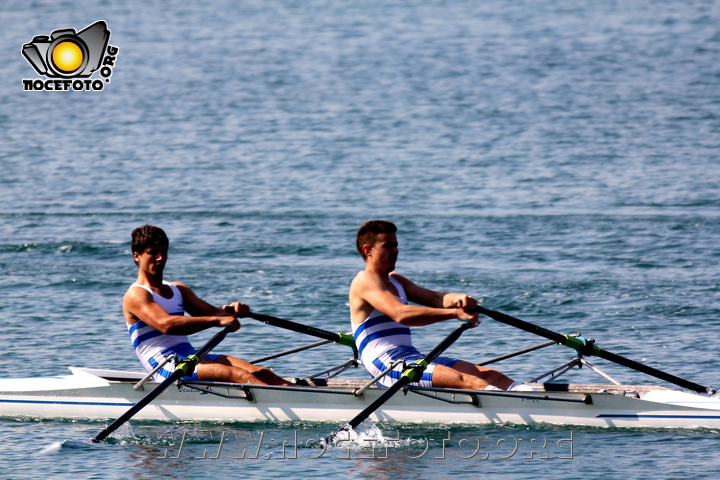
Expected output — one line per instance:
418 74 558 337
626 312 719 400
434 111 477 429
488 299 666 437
1 368 719 429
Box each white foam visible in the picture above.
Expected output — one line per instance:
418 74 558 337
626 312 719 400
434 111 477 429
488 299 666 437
37 441 65 455
325 420 408 450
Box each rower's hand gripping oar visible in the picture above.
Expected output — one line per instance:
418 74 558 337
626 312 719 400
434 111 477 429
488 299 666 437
325 322 471 444
92 325 234 443
225 307 355 349
476 306 717 395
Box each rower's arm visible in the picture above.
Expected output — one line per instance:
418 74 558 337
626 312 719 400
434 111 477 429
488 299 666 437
394 273 446 308
397 274 477 311
174 283 250 318
123 287 238 335
175 283 226 316
352 272 476 326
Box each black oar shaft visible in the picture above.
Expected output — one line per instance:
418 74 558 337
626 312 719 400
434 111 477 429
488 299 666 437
476 307 566 344
248 312 355 348
346 370 410 431
194 325 233 358
93 367 184 443
249 339 331 364
477 306 711 394
597 349 706 394
478 340 557 366
92 326 232 443
339 322 470 434
423 322 471 366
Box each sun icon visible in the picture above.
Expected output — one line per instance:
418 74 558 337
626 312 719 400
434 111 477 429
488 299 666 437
51 41 84 73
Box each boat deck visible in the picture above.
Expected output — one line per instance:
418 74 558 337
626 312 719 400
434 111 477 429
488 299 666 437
81 367 672 398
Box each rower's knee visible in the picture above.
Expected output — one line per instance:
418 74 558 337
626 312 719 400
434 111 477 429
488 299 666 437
227 368 256 384
448 362 512 390
252 366 275 379
463 375 491 390
237 365 289 386
479 369 513 390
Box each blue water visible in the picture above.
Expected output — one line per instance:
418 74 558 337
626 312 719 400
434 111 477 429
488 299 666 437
2 0 720 478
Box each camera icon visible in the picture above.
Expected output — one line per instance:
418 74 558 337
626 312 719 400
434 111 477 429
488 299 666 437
22 21 110 78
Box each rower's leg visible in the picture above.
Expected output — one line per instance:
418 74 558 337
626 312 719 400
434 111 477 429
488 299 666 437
197 356 292 386
431 361 515 390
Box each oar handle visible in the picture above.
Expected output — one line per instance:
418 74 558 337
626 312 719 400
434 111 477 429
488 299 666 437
246 310 356 348
476 306 567 344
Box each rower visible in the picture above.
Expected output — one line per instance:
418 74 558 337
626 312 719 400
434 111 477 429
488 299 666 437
349 220 535 392
123 225 291 386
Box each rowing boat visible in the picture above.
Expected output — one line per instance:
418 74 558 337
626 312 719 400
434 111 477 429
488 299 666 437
2 366 719 429
4 309 719 433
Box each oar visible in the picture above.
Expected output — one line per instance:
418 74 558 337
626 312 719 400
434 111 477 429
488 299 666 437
326 322 471 443
231 308 356 349
476 306 715 395
92 325 233 443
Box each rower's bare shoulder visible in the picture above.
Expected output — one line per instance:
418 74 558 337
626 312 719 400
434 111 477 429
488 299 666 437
349 272 367 298
389 272 415 288
352 270 387 291
123 285 155 314
123 286 152 322
349 272 376 324
351 270 368 284
389 271 406 281
170 282 194 300
124 284 151 304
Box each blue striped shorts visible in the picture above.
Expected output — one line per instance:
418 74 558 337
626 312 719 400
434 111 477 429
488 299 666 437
368 345 459 388
148 345 221 382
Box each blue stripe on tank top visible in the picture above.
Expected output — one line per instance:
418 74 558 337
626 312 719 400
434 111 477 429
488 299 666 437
355 314 411 337
354 315 411 347
128 320 146 335
356 327 413 355
132 329 164 349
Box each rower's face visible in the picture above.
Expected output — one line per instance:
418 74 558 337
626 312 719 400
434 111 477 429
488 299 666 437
134 245 168 275
368 233 398 269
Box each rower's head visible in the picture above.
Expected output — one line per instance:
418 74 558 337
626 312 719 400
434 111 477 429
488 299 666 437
356 220 398 261
131 225 169 266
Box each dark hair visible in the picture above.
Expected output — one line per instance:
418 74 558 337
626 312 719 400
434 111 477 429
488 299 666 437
356 220 397 260
131 225 169 256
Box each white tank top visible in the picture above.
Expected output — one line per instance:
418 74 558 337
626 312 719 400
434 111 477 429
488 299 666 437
351 276 414 366
126 282 193 375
